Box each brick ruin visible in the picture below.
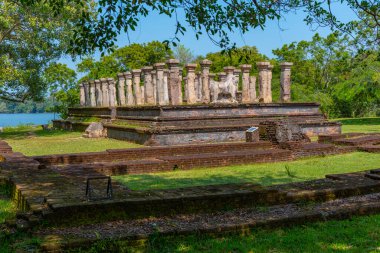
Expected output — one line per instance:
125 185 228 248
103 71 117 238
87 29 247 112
0 132 380 250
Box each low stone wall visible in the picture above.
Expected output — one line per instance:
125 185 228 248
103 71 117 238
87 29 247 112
33 141 274 165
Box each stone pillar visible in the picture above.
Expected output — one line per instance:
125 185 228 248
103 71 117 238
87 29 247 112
163 69 170 104
79 83 85 106
280 62 293 102
209 73 218 103
124 72 135 106
95 79 102 106
166 59 183 105
240 65 252 103
257 62 271 103
100 78 109 106
141 67 154 104
107 78 117 106
132 69 142 105
233 69 241 90
219 72 227 82
200 59 212 103
224 66 237 101
249 76 257 102
117 73 126 106
154 63 168 105
267 65 273 103
89 80 96 107
185 64 197 104
83 82 90 106
151 70 157 104
195 73 202 102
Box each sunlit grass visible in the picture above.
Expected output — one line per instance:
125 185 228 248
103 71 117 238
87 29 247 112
331 117 380 134
114 152 380 190
145 214 380 253
1 125 142 156
0 184 15 223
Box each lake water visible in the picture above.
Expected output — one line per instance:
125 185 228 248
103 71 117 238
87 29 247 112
0 113 59 127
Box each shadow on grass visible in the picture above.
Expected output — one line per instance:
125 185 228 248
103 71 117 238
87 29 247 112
333 117 380 126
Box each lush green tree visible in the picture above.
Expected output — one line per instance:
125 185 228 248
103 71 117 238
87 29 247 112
0 0 93 102
44 63 78 118
273 31 379 117
174 44 195 66
77 41 173 81
20 0 379 54
202 46 268 74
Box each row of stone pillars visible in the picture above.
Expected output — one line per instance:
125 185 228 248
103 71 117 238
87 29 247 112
79 60 293 107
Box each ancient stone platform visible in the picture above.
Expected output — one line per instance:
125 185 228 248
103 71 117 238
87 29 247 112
54 103 341 145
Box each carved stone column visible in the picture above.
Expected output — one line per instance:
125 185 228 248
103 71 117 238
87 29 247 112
233 69 241 90
200 59 212 103
257 62 271 103
163 69 170 104
107 78 117 106
166 59 182 105
83 82 90 106
117 73 126 106
280 62 293 102
219 72 227 82
224 66 237 101
79 83 85 106
240 64 252 103
89 81 96 107
195 72 202 102
185 63 197 104
151 70 157 104
249 76 257 102
95 79 102 106
132 69 142 105
142 66 154 104
124 72 135 106
267 65 273 103
100 78 109 106
154 63 168 105
209 73 218 103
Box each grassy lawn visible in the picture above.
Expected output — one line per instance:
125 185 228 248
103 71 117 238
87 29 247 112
114 152 380 190
332 117 380 133
143 214 380 253
0 125 142 156
0 184 15 224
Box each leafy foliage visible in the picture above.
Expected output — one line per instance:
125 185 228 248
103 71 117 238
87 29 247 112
16 0 379 55
44 63 78 118
0 0 93 102
273 32 379 117
77 41 173 80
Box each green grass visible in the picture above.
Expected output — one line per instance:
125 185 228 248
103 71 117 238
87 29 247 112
332 117 380 133
114 152 380 190
1 125 142 156
143 214 380 253
0 184 15 223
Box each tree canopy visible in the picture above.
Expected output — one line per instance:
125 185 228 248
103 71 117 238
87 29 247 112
18 0 380 55
0 0 93 102
77 41 173 80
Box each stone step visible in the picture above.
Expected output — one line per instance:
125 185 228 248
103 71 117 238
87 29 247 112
54 148 292 176
33 141 274 166
333 135 380 146
37 192 380 252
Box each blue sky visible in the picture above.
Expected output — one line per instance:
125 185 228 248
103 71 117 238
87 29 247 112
60 3 356 73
